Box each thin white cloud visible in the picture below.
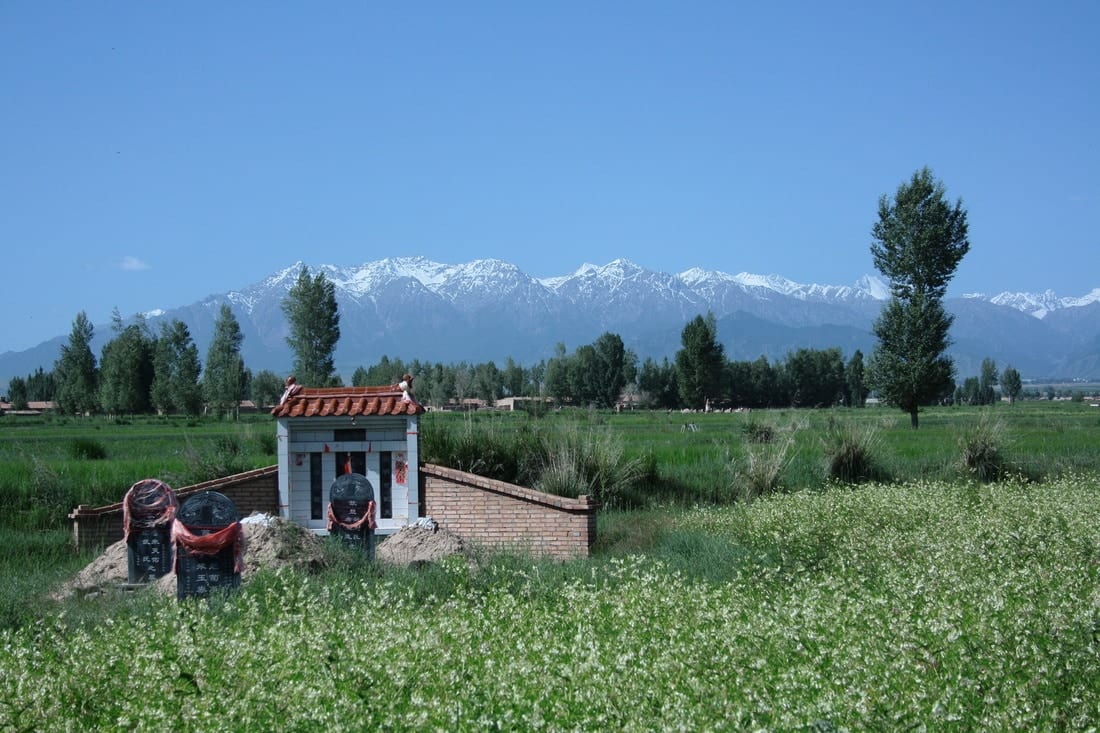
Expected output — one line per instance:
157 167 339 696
119 256 151 271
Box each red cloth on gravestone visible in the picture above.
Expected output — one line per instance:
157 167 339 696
327 500 377 531
171 519 243 573
122 479 178 543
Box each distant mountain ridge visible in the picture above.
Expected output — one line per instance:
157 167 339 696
2 258 1098 391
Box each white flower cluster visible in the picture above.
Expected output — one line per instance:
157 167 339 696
2 475 1099 730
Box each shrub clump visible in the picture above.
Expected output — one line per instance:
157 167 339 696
68 437 107 461
959 413 1008 482
735 437 793 502
742 419 776 444
822 422 888 484
534 426 651 508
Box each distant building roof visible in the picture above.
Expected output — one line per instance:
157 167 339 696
269 385 425 418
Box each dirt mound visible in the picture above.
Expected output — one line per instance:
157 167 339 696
53 515 328 600
376 522 466 567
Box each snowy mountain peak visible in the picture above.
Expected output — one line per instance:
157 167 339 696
854 274 890 300
984 287 1100 319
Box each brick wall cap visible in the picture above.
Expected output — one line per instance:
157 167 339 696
421 463 600 513
68 465 279 519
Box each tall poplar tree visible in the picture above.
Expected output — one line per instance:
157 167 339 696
1000 365 1022 405
590 332 629 409
282 267 341 387
152 319 203 416
98 311 155 415
867 167 969 428
54 311 98 416
846 350 867 407
204 304 246 419
675 313 724 410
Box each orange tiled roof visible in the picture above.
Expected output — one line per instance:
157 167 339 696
270 385 425 418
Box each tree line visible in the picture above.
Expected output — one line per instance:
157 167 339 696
7 168 1017 425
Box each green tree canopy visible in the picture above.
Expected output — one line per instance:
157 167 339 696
846 350 867 407
977 357 999 406
7 376 28 410
638 356 679 409
1000 365 1023 405
675 313 724 410
282 267 341 388
151 319 203 416
250 369 286 408
871 167 970 301
868 168 969 428
868 292 956 426
54 311 98 416
784 347 846 408
98 311 154 415
203 304 246 419
591 332 630 409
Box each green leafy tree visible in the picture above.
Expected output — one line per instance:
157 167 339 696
151 319 203 416
958 376 981 405
785 347 846 408
570 344 599 406
54 311 98 416
7 376 28 410
250 369 286 408
846 350 867 407
203 304 246 419
98 311 155 415
282 267 341 387
590 332 630 408
502 357 526 397
750 356 779 408
544 343 572 405
978 357 999 406
25 367 57 401
352 356 408 387
867 168 969 428
1000 365 1023 405
638 357 679 409
427 362 454 407
472 361 501 402
675 313 725 410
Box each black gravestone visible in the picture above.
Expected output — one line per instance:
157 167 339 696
175 491 241 600
328 472 375 558
125 479 176 584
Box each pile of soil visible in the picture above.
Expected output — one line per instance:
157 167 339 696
376 522 466 567
53 515 328 600
53 515 469 600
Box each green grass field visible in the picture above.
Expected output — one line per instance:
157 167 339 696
1 403 1098 729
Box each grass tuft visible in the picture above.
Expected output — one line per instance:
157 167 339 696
958 412 1009 482
822 421 889 484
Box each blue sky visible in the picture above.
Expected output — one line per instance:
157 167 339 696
2 2 1097 354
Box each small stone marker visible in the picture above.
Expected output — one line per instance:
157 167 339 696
327 472 376 559
173 491 241 600
123 479 177 584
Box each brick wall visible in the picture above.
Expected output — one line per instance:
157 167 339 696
419 463 598 560
69 466 280 551
69 463 600 559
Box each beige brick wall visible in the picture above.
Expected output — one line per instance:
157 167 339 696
70 463 599 559
70 467 280 551
420 463 598 560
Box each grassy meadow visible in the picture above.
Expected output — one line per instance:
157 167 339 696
1 402 1099 729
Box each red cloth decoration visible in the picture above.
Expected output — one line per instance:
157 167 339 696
344 455 353 475
122 479 178 543
327 499 376 531
171 519 243 574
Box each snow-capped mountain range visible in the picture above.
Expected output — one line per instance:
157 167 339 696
2 258 1099 386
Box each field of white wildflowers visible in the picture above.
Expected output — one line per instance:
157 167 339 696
2 474 1099 731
